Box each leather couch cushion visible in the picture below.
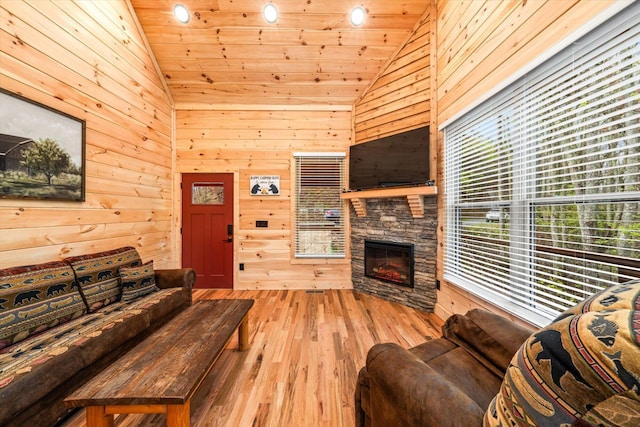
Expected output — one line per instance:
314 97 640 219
409 337 503 407
366 342 487 427
484 281 640 427
421 346 503 409
442 308 533 377
122 286 188 325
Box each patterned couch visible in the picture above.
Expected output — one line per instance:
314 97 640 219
0 246 195 426
356 280 640 427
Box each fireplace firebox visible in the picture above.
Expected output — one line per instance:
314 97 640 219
364 240 414 288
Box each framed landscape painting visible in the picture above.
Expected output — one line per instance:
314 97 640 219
0 89 85 201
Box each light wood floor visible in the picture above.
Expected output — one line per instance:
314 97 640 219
62 289 443 427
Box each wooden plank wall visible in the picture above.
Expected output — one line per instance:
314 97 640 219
434 0 618 323
353 7 431 144
175 108 353 289
0 1 174 268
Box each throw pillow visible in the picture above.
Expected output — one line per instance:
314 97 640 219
0 261 86 349
483 280 640 427
66 246 142 311
119 261 158 302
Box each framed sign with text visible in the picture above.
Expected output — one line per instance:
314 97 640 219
249 175 280 196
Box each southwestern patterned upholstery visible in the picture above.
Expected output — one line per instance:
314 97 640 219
0 247 195 427
65 246 143 311
0 261 86 350
120 260 159 301
485 280 640 426
355 280 640 427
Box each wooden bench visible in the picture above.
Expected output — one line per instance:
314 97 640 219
64 299 254 427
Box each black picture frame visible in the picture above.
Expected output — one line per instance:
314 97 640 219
0 88 86 201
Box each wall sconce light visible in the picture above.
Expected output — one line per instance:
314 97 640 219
263 4 278 23
174 4 190 23
350 7 366 26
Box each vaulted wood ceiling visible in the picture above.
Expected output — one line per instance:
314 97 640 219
130 0 429 107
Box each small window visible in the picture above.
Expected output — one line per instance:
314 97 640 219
294 153 346 258
192 182 224 205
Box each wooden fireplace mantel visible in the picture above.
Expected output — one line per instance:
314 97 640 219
340 186 438 218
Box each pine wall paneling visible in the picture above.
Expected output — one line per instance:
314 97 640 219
175 108 353 290
0 0 174 268
354 7 431 145
434 0 619 324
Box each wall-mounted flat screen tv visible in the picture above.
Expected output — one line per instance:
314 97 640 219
348 125 430 191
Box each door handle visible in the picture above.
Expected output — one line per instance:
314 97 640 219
223 238 233 243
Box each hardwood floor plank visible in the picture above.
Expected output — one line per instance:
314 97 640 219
61 290 443 427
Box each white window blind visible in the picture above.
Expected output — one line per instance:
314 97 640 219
444 3 640 325
294 153 346 258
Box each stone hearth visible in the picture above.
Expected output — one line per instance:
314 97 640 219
350 196 437 312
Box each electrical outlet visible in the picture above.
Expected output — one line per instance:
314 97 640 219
239 263 244 271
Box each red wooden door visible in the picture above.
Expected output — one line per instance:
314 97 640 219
182 173 234 289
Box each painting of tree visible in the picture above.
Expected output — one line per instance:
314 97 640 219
21 138 73 186
0 89 85 201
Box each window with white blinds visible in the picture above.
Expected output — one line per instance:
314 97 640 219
444 3 640 325
294 153 346 258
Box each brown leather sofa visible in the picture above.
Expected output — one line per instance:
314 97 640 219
355 308 533 427
355 280 640 427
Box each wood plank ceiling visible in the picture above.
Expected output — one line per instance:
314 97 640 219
129 0 429 107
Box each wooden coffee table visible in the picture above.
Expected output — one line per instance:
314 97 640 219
64 299 254 427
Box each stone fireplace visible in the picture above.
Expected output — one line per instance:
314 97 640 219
350 196 437 312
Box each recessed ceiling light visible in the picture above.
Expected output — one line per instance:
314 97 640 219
350 7 366 26
174 4 190 23
263 4 278 23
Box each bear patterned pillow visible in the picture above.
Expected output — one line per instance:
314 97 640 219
119 261 159 302
483 280 640 427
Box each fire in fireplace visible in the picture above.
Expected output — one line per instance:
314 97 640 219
364 240 414 288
